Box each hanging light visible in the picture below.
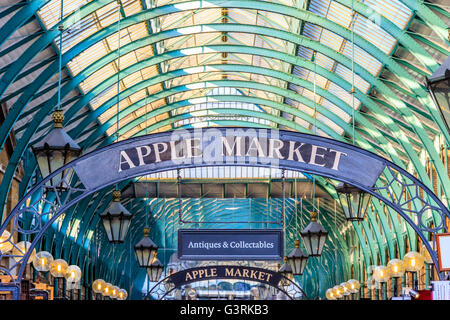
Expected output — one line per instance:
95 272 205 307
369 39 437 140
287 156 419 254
65 265 82 283
300 211 328 256
134 227 158 267
0 230 14 254
403 251 425 273
146 258 164 282
278 256 294 287
426 55 450 134
31 110 82 189
287 239 308 275
100 190 132 243
335 182 372 221
92 279 106 294
32 251 54 272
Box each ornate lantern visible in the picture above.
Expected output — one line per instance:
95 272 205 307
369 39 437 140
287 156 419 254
100 190 132 243
146 258 164 282
300 211 328 256
426 56 450 134
134 227 158 267
287 239 308 275
335 182 372 221
31 110 82 189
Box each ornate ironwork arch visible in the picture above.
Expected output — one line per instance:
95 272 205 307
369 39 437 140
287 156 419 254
0 128 448 299
143 265 307 300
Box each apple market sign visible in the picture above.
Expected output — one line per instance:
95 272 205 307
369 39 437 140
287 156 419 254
73 128 385 190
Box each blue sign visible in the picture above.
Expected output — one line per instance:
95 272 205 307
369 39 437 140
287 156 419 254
74 128 386 191
177 229 284 260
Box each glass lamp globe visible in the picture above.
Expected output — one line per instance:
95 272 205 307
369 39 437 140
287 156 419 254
118 289 128 300
387 259 405 278
0 230 13 254
325 288 336 300
347 279 360 293
32 251 54 272
65 265 82 282
31 110 82 190
341 282 351 296
403 251 425 272
332 285 343 299
373 265 390 283
92 279 106 294
12 241 36 264
49 259 69 278
103 282 114 297
111 286 120 299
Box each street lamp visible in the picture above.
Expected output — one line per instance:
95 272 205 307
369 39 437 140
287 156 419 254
146 258 164 282
111 286 120 299
426 55 450 134
31 110 82 189
118 289 128 300
332 285 343 299
102 282 114 299
335 182 372 221
0 230 13 254
134 227 158 268
300 211 328 256
100 190 132 243
287 240 308 275
387 259 405 297
278 256 294 287
403 251 425 290
325 288 336 300
341 282 351 299
49 259 68 299
347 279 360 299
92 279 106 300
32 251 54 273
373 265 390 299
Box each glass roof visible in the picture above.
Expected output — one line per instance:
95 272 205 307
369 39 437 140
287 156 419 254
33 0 414 142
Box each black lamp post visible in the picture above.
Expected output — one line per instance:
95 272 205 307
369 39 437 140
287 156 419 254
134 227 158 267
300 211 328 256
426 55 450 134
287 240 308 275
99 190 132 243
335 182 372 221
31 110 82 189
146 258 164 282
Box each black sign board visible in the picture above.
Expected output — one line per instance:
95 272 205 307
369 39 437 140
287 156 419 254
178 229 283 260
169 265 283 288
